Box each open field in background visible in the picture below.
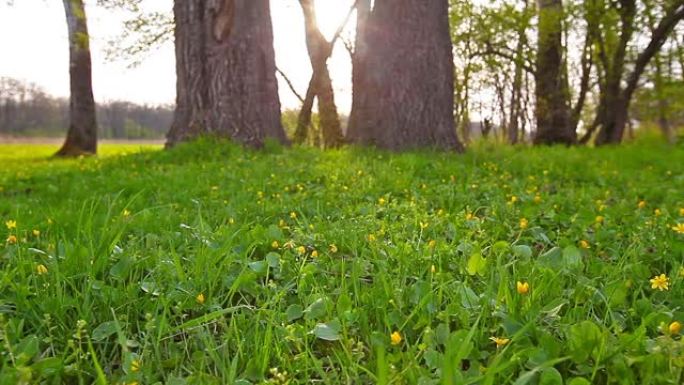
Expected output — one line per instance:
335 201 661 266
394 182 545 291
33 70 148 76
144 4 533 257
1 140 684 384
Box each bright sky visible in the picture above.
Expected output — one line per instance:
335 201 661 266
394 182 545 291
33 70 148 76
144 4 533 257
0 0 356 112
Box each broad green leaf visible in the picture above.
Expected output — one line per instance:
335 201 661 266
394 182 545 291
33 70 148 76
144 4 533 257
312 321 341 341
92 321 118 341
538 247 562 270
285 304 304 323
512 245 533 259
248 260 267 274
562 245 583 270
304 297 327 320
467 252 487 276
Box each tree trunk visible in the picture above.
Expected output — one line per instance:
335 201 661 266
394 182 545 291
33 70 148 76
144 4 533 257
167 0 287 148
350 0 371 135
653 53 673 143
595 2 684 145
56 0 97 157
293 0 344 148
533 0 574 145
346 0 463 151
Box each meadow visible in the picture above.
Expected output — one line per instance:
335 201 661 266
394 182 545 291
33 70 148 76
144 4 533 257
1 139 683 384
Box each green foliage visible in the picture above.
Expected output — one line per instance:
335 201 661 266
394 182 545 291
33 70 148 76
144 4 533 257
0 140 683 383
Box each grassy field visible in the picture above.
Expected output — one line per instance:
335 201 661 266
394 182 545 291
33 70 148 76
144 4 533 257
1 140 683 384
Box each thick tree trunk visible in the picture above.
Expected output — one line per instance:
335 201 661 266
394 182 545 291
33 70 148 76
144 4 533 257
346 0 463 151
292 0 344 148
350 0 370 124
56 0 97 156
533 0 574 145
167 0 287 148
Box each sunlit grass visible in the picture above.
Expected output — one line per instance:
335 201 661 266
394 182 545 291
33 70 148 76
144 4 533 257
1 139 683 384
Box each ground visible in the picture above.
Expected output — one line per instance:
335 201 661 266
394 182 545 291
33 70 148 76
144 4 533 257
0 139 683 384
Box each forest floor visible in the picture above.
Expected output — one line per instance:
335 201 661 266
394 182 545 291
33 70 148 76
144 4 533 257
1 139 683 384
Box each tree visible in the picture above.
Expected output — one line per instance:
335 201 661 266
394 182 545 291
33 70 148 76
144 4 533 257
583 0 684 145
166 0 287 148
56 0 98 156
534 0 575 145
291 0 346 148
347 0 464 151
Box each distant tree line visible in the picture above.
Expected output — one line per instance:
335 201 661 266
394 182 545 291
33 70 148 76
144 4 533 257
0 77 172 139
4 0 682 155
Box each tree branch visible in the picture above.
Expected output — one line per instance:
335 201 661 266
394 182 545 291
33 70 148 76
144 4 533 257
276 66 304 103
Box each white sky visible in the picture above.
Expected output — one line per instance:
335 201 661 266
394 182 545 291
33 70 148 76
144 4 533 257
0 0 356 112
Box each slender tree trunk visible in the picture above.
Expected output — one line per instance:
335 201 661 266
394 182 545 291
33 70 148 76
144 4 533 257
653 54 674 143
293 0 344 148
508 3 529 144
533 0 575 145
347 0 463 151
56 0 97 156
167 0 287 148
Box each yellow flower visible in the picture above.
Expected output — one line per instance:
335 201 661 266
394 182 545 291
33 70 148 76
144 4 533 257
650 274 669 291
130 359 141 372
311 250 319 258
271 241 279 249
638 200 646 209
32 229 40 237
329 244 338 253
509 196 518 204
579 240 590 249
533 195 542 203
595 216 604 224
36 264 48 275
6 235 17 244
679 208 684 216
5 220 16 230
420 221 429 230
654 209 662 217
122 209 131 217
290 212 297 219
367 234 376 242
428 239 436 248
229 218 235 224
669 321 681 336
490 336 510 347
378 197 386 205
516 281 530 295
196 293 206 304
465 212 476 221
519 218 528 230
672 223 684 234
390 331 402 345
430 265 436 274
296 246 306 255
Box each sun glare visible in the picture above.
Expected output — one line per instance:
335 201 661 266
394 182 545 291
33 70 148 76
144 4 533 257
314 0 356 40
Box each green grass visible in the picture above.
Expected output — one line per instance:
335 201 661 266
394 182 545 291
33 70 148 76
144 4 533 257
1 139 683 384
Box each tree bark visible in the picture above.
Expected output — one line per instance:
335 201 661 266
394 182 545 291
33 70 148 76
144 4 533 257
533 0 575 145
167 0 287 148
347 0 463 151
56 0 97 156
